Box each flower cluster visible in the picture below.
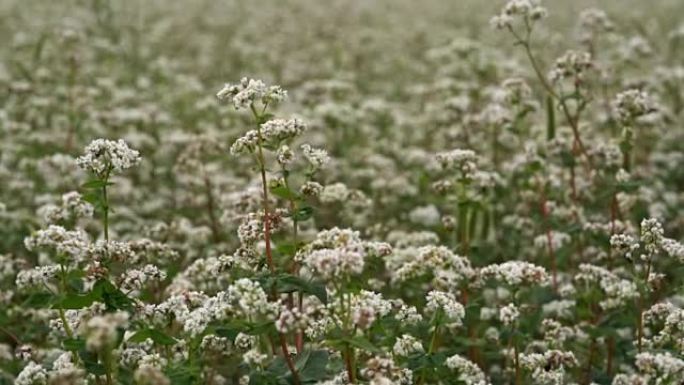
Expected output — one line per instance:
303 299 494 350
75 139 141 176
216 77 287 110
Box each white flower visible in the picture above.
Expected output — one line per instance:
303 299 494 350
24 225 89 261
216 77 287 110
393 334 424 357
301 143 330 170
548 50 593 83
81 312 130 351
491 0 547 30
640 217 664 255
612 89 658 125
445 354 489 385
480 261 549 286
15 361 47 385
76 138 141 176
436 149 478 179
499 303 520 326
426 290 465 324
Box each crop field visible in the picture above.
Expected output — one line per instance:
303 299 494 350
1 0 684 384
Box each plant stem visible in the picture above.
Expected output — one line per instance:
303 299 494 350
251 105 275 273
102 348 113 385
279 333 302 385
344 345 357 384
418 319 441 385
249 104 301 385
102 181 109 243
511 30 593 168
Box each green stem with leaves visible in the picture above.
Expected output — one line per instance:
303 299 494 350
249 103 301 385
508 24 593 168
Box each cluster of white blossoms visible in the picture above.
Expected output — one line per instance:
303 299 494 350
611 89 658 125
425 290 465 325
392 334 424 357
37 191 93 224
575 264 638 309
499 303 520 326
75 138 141 176
14 361 48 385
230 117 307 155
640 217 665 256
275 305 309 333
216 77 287 110
610 218 684 264
301 143 330 170
15 264 60 289
389 245 476 288
182 278 275 336
120 264 167 292
634 352 684 379
360 356 413 385
445 354 489 385
80 311 130 351
548 50 594 83
350 290 393 329
519 350 578 384
610 233 640 259
642 302 684 349
295 227 391 281
578 8 614 42
23 225 89 261
435 148 479 180
480 261 549 287
490 0 548 29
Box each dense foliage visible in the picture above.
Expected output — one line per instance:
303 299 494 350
1 0 684 384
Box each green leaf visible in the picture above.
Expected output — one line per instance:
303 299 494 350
93 279 134 311
292 206 314 221
546 95 555 141
54 293 96 309
149 329 177 345
22 292 55 308
343 336 382 353
62 337 86 352
128 328 176 345
270 185 299 201
276 243 298 258
165 364 201 385
298 350 329 383
257 113 275 125
127 329 152 343
271 274 327 304
79 350 106 375
81 179 111 189
81 192 101 206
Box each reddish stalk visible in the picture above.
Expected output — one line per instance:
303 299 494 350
344 346 357 383
279 334 302 385
252 104 301 385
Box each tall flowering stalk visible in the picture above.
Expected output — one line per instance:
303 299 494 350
76 139 141 247
217 78 303 384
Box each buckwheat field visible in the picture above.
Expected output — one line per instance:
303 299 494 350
2 0 684 384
